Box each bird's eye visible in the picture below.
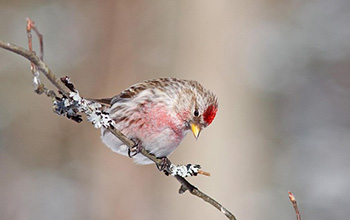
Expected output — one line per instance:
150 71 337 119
194 109 199 117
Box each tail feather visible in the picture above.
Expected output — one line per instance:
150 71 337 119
87 98 112 106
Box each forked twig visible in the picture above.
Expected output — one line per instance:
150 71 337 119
0 19 237 220
26 18 43 61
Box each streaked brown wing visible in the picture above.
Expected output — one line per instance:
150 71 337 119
91 78 180 106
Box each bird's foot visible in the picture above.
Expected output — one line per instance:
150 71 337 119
156 157 171 175
128 138 143 158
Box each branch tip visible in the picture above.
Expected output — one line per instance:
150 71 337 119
198 170 211 176
288 191 295 201
288 191 301 220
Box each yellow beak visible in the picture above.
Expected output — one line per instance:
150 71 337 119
190 123 201 140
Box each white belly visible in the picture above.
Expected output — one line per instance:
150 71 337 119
100 127 188 165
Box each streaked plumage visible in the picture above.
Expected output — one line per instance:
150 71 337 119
99 78 218 164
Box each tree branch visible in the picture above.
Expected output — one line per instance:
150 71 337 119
0 40 70 97
289 192 301 220
0 20 237 220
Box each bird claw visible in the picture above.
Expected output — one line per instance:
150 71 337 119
156 157 171 175
128 138 143 158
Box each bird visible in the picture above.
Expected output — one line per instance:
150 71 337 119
96 77 218 165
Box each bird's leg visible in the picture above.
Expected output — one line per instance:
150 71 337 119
156 157 172 175
128 138 143 158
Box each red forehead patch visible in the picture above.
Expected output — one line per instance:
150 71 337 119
203 105 218 125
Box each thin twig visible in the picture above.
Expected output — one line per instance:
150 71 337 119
0 40 70 97
289 191 301 220
0 22 237 220
176 176 236 219
26 18 43 60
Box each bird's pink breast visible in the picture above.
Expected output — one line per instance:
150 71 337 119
141 104 183 139
122 102 187 157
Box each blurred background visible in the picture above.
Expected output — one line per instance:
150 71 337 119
1 0 350 219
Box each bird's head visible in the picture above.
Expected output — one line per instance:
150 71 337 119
184 82 218 140
188 100 218 140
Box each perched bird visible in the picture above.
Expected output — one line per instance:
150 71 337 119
97 78 218 165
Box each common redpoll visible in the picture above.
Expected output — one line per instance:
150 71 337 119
98 78 218 165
